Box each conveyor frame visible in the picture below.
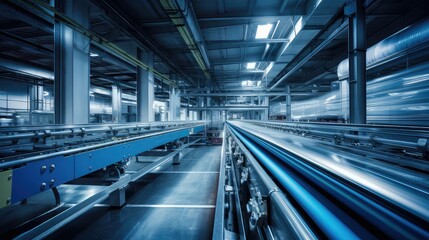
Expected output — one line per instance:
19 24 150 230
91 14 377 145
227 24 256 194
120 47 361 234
0 121 205 207
223 120 429 239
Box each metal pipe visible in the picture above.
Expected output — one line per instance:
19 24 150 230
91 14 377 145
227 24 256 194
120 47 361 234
337 17 429 79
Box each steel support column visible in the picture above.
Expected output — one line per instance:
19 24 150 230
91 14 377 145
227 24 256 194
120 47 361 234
112 85 122 123
137 48 154 122
346 0 366 124
54 0 90 124
264 97 269 120
30 84 44 112
198 96 204 120
169 86 179 121
285 85 291 121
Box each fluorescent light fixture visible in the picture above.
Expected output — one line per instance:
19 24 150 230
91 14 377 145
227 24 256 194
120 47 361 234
246 62 256 69
43 91 49 96
241 80 263 88
90 52 99 57
255 24 273 39
263 62 274 77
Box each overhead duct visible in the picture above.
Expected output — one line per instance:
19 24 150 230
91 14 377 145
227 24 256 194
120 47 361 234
160 0 211 80
0 56 54 80
0 55 135 89
337 17 429 79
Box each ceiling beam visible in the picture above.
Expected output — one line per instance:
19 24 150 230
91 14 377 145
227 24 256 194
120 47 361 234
189 106 269 111
206 39 289 45
182 92 315 97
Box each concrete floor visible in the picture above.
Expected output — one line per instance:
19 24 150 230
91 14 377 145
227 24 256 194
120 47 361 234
46 145 221 240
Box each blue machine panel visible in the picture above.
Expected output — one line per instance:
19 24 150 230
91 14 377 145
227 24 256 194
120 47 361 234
74 129 191 178
11 155 74 203
192 125 205 134
9 126 204 204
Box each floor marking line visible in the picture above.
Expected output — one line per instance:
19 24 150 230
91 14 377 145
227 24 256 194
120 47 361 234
151 171 219 174
87 204 216 208
125 204 216 209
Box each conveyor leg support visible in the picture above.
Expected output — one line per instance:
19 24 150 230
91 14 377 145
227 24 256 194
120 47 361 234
109 186 126 207
172 153 181 165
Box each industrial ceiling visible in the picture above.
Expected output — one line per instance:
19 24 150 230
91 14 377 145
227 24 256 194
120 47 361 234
1 0 429 104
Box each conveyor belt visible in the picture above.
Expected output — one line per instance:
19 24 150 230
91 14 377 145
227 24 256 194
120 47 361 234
226 120 429 239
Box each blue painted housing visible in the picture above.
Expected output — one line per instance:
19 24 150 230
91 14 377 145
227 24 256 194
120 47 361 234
11 126 204 204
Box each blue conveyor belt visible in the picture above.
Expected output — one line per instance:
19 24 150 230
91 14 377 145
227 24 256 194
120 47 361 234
228 122 429 239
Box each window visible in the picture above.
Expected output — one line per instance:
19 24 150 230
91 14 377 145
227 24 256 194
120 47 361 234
255 24 273 39
246 62 256 69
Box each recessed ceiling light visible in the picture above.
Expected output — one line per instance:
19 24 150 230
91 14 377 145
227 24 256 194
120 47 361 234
255 24 273 39
246 62 256 69
90 52 99 57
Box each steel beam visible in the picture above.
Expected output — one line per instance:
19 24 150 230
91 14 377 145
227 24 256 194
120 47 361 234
189 106 268 111
182 92 315 97
91 0 195 86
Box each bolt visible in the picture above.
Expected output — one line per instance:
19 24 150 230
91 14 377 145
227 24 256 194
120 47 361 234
50 164 55 171
8 175 12 181
89 154 92 158
89 166 92 171
41 165 47 173
40 182 47 190
49 179 55 186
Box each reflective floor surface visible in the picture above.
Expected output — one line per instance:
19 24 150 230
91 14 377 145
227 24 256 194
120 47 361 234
47 145 221 240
